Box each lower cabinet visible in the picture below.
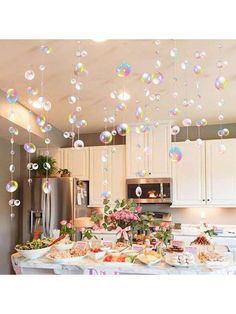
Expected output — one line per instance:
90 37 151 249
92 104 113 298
171 138 236 207
89 145 126 207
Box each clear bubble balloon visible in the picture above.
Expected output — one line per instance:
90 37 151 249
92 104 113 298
193 65 202 75
116 63 131 78
152 72 164 85
6 89 19 103
27 162 33 170
74 62 87 75
75 82 82 91
182 118 192 127
218 143 226 154
170 47 178 58
135 106 143 120
169 107 179 117
171 125 180 135
24 143 36 153
71 78 76 85
141 73 152 84
115 102 126 111
118 91 130 101
25 70 35 81
144 88 150 97
39 64 45 71
14 199 20 206
139 124 150 133
117 123 130 136
63 131 70 139
108 116 115 124
9 164 15 173
75 106 82 113
155 60 161 69
9 127 18 135
33 163 38 170
144 146 152 155
42 181 52 194
99 131 112 144
43 162 51 170
74 139 85 148
196 120 203 127
28 178 32 184
36 115 46 127
136 170 148 178
215 76 228 90
185 139 191 144
169 146 182 162
201 118 208 126
79 119 88 128
43 124 52 132
43 100 52 112
10 150 15 155
101 154 108 163
45 138 51 145
196 138 203 146
110 90 118 99
68 95 76 104
111 130 117 136
135 186 142 197
181 60 189 70
223 128 229 136
6 180 18 192
9 199 15 206
218 114 224 121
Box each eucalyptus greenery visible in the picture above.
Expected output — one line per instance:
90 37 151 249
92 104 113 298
33 155 57 176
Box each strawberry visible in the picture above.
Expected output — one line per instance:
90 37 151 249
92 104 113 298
104 255 112 262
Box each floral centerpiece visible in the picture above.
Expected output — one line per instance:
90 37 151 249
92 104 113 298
60 220 76 240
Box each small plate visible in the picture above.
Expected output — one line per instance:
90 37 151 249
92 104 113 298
46 254 85 264
165 258 196 268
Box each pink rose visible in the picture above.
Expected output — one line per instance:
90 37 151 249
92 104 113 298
136 206 142 214
60 220 67 225
66 223 72 228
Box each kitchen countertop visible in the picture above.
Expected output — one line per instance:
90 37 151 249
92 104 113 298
11 252 236 275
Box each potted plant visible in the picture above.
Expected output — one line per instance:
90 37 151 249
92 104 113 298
32 155 57 177
58 168 71 177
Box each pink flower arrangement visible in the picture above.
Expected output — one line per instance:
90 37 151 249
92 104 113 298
60 220 67 226
110 209 140 223
60 219 75 239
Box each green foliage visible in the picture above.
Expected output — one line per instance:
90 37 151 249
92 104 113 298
82 229 97 240
58 168 71 175
90 211 103 224
33 155 57 176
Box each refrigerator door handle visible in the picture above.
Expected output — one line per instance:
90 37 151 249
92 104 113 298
45 193 52 237
30 210 34 234
42 192 46 237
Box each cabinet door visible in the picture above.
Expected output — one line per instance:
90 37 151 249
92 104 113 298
37 148 63 169
171 141 206 207
110 145 126 203
149 122 171 177
63 148 89 180
89 146 112 207
126 126 149 178
206 139 236 205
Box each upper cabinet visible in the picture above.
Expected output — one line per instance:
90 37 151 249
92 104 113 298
63 147 89 180
172 138 236 207
37 148 63 169
171 141 206 207
126 122 171 178
206 139 236 206
89 145 126 207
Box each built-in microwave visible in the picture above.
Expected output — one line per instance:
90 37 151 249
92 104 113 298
126 178 172 204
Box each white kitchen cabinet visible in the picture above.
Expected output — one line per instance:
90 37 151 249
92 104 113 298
63 147 89 180
206 139 236 206
37 148 63 169
126 122 171 178
89 145 126 207
171 141 206 207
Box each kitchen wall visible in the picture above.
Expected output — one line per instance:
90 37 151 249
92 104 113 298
0 137 20 274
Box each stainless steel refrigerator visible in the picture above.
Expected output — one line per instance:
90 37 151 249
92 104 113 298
22 177 89 242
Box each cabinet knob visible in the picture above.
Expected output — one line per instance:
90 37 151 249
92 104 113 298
202 199 205 202
207 199 210 202
149 172 151 175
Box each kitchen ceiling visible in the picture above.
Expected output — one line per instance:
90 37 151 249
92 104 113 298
0 39 236 134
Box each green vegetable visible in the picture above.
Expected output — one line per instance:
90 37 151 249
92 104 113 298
125 256 133 263
16 238 52 250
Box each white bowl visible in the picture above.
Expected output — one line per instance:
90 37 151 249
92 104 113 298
54 242 75 251
87 250 106 261
16 246 52 260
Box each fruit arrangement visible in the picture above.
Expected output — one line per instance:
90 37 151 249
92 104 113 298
103 254 135 263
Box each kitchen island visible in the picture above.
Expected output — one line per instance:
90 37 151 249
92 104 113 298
11 252 236 275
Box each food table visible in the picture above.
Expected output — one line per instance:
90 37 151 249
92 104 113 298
11 251 236 275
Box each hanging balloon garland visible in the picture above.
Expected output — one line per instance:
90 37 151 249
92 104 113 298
215 44 229 153
6 88 21 219
64 40 88 148
169 42 182 162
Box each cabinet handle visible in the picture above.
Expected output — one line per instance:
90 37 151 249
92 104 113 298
202 199 205 202
207 199 210 202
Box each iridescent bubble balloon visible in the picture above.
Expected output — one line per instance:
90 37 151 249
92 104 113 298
169 146 182 162
215 76 228 90
27 86 38 96
117 123 130 136
45 138 51 145
99 131 112 144
6 180 18 193
44 123 52 132
152 72 164 85
25 70 35 81
135 106 143 120
118 91 130 101
182 118 192 127
68 113 78 124
110 90 118 99
218 143 226 154
201 118 208 126
9 127 18 135
74 62 87 75
196 119 203 127
42 181 52 194
36 115 46 127
223 128 229 136
135 186 142 197
196 138 203 146
218 114 224 121
116 63 131 78
24 143 36 153
6 89 19 103
170 47 178 58
169 108 179 117
218 129 224 137
111 129 117 136
74 139 85 148
44 101 52 112
171 125 180 136
181 60 189 70
115 102 126 111
136 170 148 178
68 95 77 104
79 119 88 128
193 65 202 75
40 45 51 54
101 191 112 199
141 73 152 84
9 164 15 173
